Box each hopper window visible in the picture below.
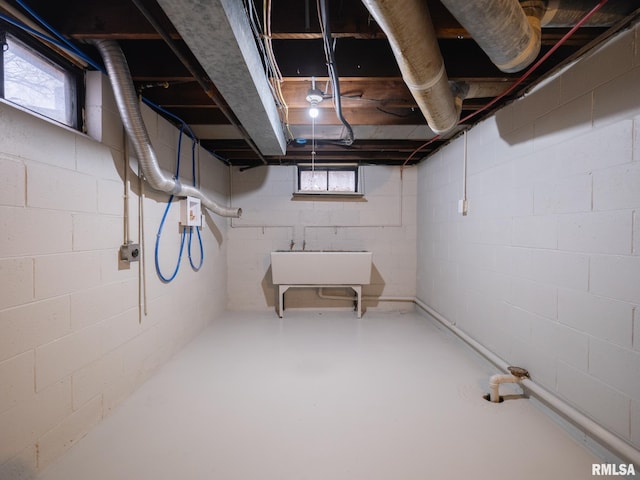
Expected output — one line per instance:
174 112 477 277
298 165 358 193
1 31 82 129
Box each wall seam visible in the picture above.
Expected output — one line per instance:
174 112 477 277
631 209 636 255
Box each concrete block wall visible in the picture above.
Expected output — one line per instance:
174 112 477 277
227 165 417 311
417 23 640 449
0 72 229 476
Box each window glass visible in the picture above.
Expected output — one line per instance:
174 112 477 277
298 166 358 193
2 34 77 127
300 170 328 191
328 170 356 192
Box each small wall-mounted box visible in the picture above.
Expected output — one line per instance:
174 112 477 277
120 242 140 262
180 196 202 227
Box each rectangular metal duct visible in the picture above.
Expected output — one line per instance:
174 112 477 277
156 0 287 156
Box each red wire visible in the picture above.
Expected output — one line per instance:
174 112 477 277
401 0 609 168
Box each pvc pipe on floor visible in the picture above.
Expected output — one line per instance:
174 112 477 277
317 288 415 303
489 374 521 402
413 297 640 467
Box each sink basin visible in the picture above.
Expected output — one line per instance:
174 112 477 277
270 251 373 285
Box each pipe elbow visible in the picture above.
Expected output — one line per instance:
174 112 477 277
489 374 520 388
489 374 521 402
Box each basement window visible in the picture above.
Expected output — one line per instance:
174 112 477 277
296 164 361 196
0 31 82 129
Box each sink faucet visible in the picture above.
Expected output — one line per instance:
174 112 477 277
290 240 295 251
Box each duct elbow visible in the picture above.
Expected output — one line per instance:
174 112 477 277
91 39 242 219
440 0 544 73
207 204 242 219
179 185 242 218
498 7 543 73
431 94 463 134
362 0 460 135
410 79 461 134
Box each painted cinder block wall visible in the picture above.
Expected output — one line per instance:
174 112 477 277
0 72 230 476
227 165 417 311
417 23 640 449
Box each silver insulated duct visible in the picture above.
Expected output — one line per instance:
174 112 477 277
361 0 462 134
91 39 241 218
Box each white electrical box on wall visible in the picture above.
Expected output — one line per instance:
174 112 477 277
180 196 202 227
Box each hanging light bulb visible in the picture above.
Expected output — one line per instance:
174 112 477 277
306 76 323 119
308 102 320 118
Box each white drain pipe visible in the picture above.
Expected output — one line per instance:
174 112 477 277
313 290 639 463
413 297 640 467
91 39 242 218
489 373 523 403
489 374 522 402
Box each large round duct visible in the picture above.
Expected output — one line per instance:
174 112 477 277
361 0 462 134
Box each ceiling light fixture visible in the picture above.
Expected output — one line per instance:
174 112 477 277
305 77 323 169
306 76 323 119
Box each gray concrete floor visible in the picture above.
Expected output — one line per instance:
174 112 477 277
37 310 609 479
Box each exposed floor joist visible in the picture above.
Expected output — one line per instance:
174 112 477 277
3 0 637 166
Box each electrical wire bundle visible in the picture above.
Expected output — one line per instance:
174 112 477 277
244 0 293 142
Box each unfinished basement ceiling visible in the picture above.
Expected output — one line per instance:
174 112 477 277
2 0 639 166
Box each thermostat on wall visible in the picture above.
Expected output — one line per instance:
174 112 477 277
180 196 202 227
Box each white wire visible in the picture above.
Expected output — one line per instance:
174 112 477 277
311 113 316 171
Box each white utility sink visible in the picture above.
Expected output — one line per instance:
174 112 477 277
270 250 373 317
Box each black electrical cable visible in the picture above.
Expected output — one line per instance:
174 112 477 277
318 0 354 146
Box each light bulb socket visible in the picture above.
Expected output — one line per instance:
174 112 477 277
307 85 323 118
306 88 323 104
